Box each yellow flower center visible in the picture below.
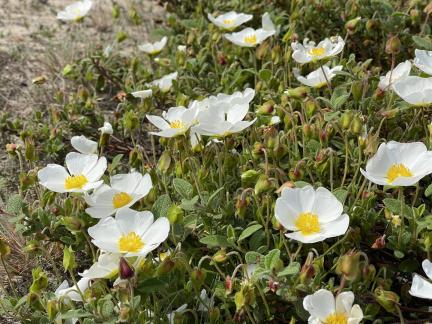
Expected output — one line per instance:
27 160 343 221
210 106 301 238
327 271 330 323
118 232 144 253
295 212 320 235
112 192 133 209
244 34 257 45
386 163 413 184
64 175 88 190
223 19 233 25
170 120 184 129
308 47 326 57
324 313 348 324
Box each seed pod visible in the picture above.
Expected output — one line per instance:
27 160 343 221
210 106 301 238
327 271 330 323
241 170 260 186
212 249 228 263
385 35 401 55
254 175 273 195
374 288 400 313
191 268 206 290
350 115 363 135
336 251 360 281
63 246 76 271
345 17 361 33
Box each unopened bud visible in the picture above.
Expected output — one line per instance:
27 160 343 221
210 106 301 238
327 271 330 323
119 257 135 280
345 17 361 33
374 288 400 313
212 249 228 263
167 205 184 224
385 35 401 55
336 251 360 281
254 175 273 195
285 86 309 99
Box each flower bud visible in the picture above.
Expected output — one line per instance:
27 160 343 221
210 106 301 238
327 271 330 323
62 216 84 232
256 41 270 60
46 299 58 320
241 170 260 186
340 111 353 130
385 35 401 55
25 138 37 162
271 44 282 64
30 267 48 293
256 100 275 115
235 196 249 218
119 257 135 280
251 142 265 160
5 143 18 155
212 249 228 263
156 256 175 276
366 19 379 32
372 235 386 249
374 288 400 313
285 86 309 99
254 175 273 195
350 115 363 135
304 99 317 117
217 52 227 65
167 205 184 224
191 268 206 290
225 275 233 294
336 251 360 281
345 17 361 33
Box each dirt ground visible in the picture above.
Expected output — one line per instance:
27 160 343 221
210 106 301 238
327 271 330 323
0 0 164 320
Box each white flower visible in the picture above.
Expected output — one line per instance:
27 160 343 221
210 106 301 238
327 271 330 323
378 60 412 91
88 208 169 257
224 13 275 47
269 115 281 125
207 11 252 30
291 36 345 64
303 289 363 324
193 88 256 137
393 76 432 106
132 89 153 99
57 0 92 21
138 37 168 55
80 253 121 279
177 45 187 52
198 289 214 311
360 141 432 186
146 105 199 138
71 135 97 155
275 186 349 243
85 171 152 218
55 278 91 302
99 121 113 135
414 49 432 76
38 153 106 193
410 259 432 299
293 65 342 88
150 72 178 92
168 304 188 324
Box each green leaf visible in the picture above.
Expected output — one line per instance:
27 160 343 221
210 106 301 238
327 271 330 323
425 184 432 197
60 309 93 319
199 235 230 248
278 262 301 277
136 278 168 294
394 250 404 259
152 194 172 218
207 187 225 209
108 154 123 173
6 194 23 215
173 178 194 199
412 36 432 51
333 188 348 204
264 249 281 270
238 224 263 242
245 251 263 264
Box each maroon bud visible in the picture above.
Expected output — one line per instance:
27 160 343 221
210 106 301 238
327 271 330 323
268 278 279 293
119 257 134 279
372 235 386 249
225 275 233 294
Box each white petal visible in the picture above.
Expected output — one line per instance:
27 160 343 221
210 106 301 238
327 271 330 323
303 289 335 320
65 152 98 176
38 164 69 193
71 135 97 154
410 274 432 299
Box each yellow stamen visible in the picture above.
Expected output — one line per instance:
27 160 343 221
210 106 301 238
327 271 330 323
112 192 133 209
295 212 320 235
308 47 325 57
386 163 412 184
64 175 88 190
118 232 144 253
223 19 233 25
324 313 348 324
244 34 257 45
170 120 184 129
